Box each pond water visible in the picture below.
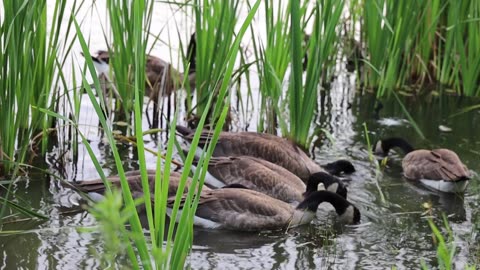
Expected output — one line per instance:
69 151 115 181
2 2 480 270
2 86 479 269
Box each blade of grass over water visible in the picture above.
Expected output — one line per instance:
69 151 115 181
72 0 260 268
0 0 80 221
166 2 260 267
74 18 149 268
252 0 291 134
288 0 344 148
360 0 480 96
392 92 425 140
192 0 240 124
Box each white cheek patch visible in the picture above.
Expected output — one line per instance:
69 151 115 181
374 141 383 154
317 183 326 191
339 205 355 224
327 183 339 193
189 158 225 189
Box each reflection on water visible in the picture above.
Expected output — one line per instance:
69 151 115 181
2 87 479 269
5 83 480 270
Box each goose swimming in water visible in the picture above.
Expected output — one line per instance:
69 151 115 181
373 137 470 193
71 170 204 202
176 126 355 182
168 187 360 231
190 155 348 202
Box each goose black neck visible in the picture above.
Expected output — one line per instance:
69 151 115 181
305 172 347 199
186 33 196 74
381 137 415 155
322 160 355 176
305 172 338 194
176 125 194 137
297 190 350 215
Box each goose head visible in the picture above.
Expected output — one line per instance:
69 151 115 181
305 172 348 199
373 137 415 156
321 159 356 176
297 190 360 225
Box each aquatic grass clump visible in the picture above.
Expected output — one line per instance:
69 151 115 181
289 0 344 147
0 0 83 222
251 0 291 134
252 0 344 148
421 216 476 270
190 0 240 125
71 0 260 268
359 0 480 96
101 0 155 121
0 0 71 175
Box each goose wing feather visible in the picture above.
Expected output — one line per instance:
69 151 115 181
209 132 321 180
189 189 294 231
207 156 305 202
403 149 470 181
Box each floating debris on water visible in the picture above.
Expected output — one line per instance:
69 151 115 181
378 117 408 126
438 125 452 132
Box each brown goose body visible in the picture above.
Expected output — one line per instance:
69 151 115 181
203 156 307 203
199 156 348 202
91 50 195 100
74 170 206 201
168 188 360 231
375 138 470 192
403 149 470 181
177 126 323 181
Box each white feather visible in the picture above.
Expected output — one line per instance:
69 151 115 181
190 164 225 188
166 208 221 229
339 205 355 224
419 179 468 193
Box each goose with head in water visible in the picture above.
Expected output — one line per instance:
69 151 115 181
373 137 470 193
190 155 348 203
168 186 360 231
176 126 355 182
71 170 205 202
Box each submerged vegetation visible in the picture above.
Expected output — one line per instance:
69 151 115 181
1 0 479 268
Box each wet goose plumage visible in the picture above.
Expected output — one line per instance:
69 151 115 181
72 170 205 201
193 155 348 202
168 188 360 231
374 137 470 192
176 126 355 181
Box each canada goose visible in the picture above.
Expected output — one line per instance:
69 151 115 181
85 33 196 101
373 137 470 193
191 155 348 202
176 125 355 182
167 188 360 231
72 170 206 202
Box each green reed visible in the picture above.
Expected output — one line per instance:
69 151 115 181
421 216 476 270
73 0 260 268
251 0 343 147
0 0 69 174
0 0 82 222
290 0 344 147
359 0 480 96
191 0 239 123
103 0 154 121
252 0 291 134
